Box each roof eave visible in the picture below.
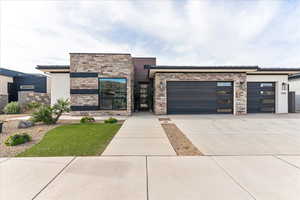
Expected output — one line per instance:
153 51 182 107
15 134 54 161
36 65 70 73
148 68 258 78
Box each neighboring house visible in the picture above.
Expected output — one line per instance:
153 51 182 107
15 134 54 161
36 53 300 116
289 74 300 111
0 68 50 111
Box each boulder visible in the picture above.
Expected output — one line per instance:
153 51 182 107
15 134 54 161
18 120 34 129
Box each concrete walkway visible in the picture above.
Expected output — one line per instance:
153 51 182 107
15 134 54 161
2 156 300 200
103 113 176 156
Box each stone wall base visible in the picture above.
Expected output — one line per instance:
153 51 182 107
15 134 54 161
0 94 8 112
18 91 50 107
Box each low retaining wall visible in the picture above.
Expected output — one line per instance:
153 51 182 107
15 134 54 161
18 91 50 107
0 94 8 112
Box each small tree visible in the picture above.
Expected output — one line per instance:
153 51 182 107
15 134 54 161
31 99 70 124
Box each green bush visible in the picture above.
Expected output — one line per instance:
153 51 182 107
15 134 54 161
3 102 21 114
104 117 118 124
31 105 54 124
5 133 31 146
80 116 95 124
26 102 42 112
30 99 70 124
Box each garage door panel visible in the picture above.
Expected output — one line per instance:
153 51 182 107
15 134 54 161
247 82 275 113
167 81 233 114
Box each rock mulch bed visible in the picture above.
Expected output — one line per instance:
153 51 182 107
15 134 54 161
0 120 59 157
161 122 203 156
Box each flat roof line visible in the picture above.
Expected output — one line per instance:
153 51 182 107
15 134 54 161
69 53 131 55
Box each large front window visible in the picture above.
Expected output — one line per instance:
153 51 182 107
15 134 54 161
99 78 127 110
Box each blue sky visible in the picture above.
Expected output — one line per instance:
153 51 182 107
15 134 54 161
1 0 300 73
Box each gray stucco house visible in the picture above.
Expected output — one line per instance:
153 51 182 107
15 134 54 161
37 53 300 116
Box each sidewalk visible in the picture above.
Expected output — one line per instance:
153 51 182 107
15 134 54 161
102 113 176 156
2 156 300 200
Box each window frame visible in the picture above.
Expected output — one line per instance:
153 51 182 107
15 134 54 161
99 77 127 110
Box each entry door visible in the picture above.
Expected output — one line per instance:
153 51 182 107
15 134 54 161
167 81 233 114
247 82 275 113
138 83 150 111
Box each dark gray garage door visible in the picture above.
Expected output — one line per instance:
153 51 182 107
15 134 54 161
167 81 233 114
247 82 275 113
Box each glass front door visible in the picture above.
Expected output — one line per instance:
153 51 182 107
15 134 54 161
139 83 149 111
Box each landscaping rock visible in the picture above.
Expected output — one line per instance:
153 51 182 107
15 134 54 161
18 120 34 129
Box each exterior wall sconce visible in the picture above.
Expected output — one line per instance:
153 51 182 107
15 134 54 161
160 81 164 89
282 82 288 91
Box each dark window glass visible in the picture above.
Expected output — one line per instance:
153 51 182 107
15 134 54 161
261 107 275 112
217 90 232 95
99 78 127 110
217 99 232 105
261 99 275 104
217 108 232 113
20 85 35 90
217 82 232 87
260 91 275 95
260 83 273 87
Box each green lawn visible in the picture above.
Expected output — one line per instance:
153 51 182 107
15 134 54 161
17 123 121 157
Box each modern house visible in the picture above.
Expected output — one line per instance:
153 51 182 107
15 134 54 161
37 53 300 116
0 68 50 111
289 73 300 111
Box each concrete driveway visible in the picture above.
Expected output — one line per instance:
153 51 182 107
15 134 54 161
2 156 300 200
170 114 300 155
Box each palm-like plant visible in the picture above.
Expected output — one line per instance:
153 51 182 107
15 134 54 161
52 99 70 123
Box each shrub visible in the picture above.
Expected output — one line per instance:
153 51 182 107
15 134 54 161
5 133 31 146
80 116 95 124
26 102 42 112
3 102 21 114
31 105 54 124
30 99 70 124
104 117 118 124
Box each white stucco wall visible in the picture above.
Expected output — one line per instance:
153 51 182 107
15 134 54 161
46 76 51 94
0 75 13 95
50 73 70 105
247 75 289 113
289 78 300 111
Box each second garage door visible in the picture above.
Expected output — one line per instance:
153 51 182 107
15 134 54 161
247 82 275 113
167 81 233 114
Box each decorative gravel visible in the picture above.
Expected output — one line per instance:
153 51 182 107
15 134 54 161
161 122 203 156
0 120 59 157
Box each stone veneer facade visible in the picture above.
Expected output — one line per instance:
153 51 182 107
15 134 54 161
0 95 8 112
154 72 247 115
70 53 134 116
18 91 50 107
